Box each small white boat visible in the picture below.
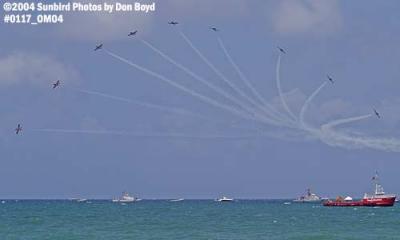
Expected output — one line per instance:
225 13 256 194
170 198 184 202
217 196 234 202
77 198 87 202
112 192 138 203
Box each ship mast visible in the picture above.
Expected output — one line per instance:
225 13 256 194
373 171 385 195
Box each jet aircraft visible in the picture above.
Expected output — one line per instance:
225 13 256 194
94 44 103 51
52 80 60 89
15 124 22 134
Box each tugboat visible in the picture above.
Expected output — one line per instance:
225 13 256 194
293 188 324 203
324 172 396 207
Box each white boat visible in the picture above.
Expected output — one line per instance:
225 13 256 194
217 196 234 202
170 198 184 202
77 198 87 202
112 192 138 203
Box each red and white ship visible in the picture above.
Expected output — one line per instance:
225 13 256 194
324 172 396 207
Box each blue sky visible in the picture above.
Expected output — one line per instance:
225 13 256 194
1 0 400 199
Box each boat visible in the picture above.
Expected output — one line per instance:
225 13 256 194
77 198 87 202
112 192 138 203
170 198 184 202
217 196 234 202
293 188 324 203
324 172 396 207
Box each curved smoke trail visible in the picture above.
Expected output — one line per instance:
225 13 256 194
276 54 298 122
318 114 400 152
320 130 400 152
299 81 328 129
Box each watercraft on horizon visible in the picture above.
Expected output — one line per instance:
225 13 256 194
217 196 234 202
170 198 184 202
112 192 138 203
293 189 325 203
324 172 396 207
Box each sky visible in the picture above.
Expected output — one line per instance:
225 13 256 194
1 0 400 199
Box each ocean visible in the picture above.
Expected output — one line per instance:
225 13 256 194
0 200 399 239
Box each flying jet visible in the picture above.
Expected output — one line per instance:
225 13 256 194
128 30 138 36
373 108 381 118
94 44 103 51
168 21 179 25
52 80 60 89
15 124 22 135
277 47 286 54
210 27 219 32
327 75 334 84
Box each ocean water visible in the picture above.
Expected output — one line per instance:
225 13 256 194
0 200 399 239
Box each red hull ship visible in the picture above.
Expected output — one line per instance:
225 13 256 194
324 172 396 207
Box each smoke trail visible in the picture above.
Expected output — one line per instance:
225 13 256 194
299 81 328 129
276 54 297 121
77 88 267 132
217 37 289 123
317 114 400 152
139 39 273 123
77 89 212 121
321 114 373 131
179 31 293 126
104 49 257 122
319 130 400 152
31 128 261 139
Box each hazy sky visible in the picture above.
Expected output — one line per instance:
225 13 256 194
1 0 400 199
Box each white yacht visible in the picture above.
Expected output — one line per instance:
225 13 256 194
217 196 234 202
112 192 138 203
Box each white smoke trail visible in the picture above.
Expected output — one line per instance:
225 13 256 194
321 114 373 131
317 114 400 152
77 88 267 132
179 31 290 125
217 37 289 124
276 54 298 121
77 89 212 121
31 128 262 139
319 130 400 152
104 49 257 122
299 81 328 129
139 39 276 124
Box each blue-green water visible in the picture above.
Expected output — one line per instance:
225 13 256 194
0 200 399 239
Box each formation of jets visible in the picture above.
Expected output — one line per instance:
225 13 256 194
327 75 334 84
128 30 138 36
15 24 384 135
277 47 286 54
